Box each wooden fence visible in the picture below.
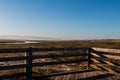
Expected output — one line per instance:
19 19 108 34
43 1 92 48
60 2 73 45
91 47 120 74
0 47 90 80
0 47 119 80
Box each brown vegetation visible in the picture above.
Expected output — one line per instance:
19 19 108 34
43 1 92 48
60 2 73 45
0 39 120 49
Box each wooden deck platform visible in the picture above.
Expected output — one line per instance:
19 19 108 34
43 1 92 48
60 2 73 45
35 70 120 80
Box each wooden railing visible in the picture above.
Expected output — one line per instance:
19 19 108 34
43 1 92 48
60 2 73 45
0 47 90 80
91 47 120 74
0 47 119 80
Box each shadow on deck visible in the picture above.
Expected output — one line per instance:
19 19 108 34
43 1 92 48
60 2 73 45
33 69 120 80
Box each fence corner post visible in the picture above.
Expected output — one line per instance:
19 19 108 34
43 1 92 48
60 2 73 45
88 48 92 69
26 47 33 80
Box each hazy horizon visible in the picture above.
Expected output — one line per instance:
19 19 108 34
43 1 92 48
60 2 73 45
0 35 119 41
0 0 120 40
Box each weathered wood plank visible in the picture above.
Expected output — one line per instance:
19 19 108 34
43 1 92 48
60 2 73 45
92 57 120 67
0 56 27 61
0 48 89 53
91 52 120 63
92 47 120 53
92 50 120 56
0 48 26 53
32 48 90 52
0 64 27 70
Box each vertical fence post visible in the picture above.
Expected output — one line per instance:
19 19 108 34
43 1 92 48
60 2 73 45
88 48 92 69
26 47 33 80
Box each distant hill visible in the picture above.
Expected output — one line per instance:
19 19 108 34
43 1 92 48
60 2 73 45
0 35 58 40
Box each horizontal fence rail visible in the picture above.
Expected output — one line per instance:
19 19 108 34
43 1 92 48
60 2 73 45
0 64 27 70
0 56 28 61
0 48 89 53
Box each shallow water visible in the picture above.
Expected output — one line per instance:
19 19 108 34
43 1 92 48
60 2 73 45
0 41 39 44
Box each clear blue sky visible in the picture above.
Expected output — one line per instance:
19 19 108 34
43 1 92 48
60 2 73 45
0 0 120 40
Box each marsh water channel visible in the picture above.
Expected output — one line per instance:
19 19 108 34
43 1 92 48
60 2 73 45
0 41 39 44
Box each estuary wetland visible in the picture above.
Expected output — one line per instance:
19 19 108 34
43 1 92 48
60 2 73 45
0 39 120 49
